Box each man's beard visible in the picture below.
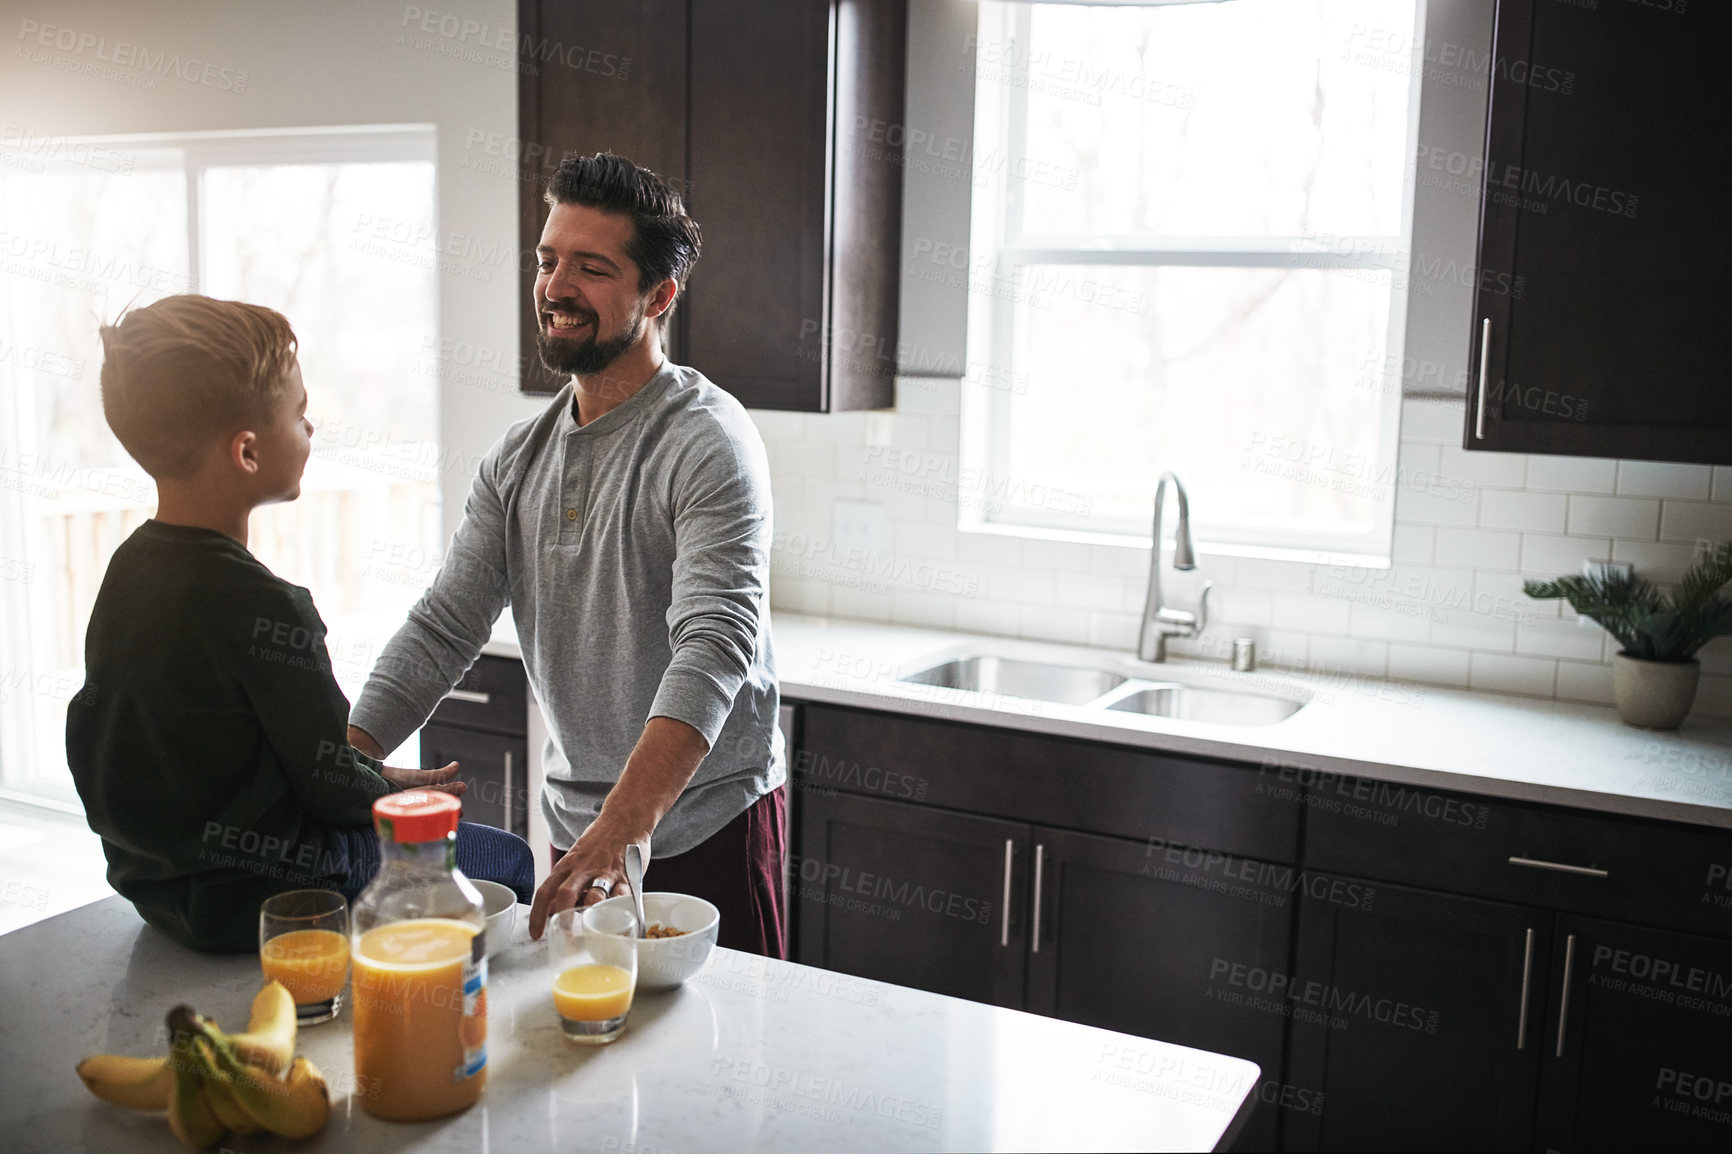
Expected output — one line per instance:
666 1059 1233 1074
536 303 645 376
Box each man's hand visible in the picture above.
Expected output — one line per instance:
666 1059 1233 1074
529 831 651 938
528 716 709 939
381 760 466 798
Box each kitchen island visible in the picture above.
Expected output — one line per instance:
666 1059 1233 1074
0 896 1258 1152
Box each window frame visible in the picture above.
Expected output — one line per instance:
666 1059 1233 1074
962 0 1426 566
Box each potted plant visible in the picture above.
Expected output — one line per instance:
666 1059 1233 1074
1523 541 1732 729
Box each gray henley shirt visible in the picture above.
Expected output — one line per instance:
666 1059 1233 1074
350 361 782 856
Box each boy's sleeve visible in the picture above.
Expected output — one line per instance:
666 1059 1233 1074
238 585 395 827
350 441 514 753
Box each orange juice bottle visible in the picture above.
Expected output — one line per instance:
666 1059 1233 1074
350 791 487 1121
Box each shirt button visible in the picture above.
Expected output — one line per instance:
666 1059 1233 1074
566 508 578 521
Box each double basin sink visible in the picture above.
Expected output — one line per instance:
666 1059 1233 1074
899 654 1306 726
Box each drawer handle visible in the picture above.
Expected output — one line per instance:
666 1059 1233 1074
1474 317 1491 440
1509 856 1609 879
1555 933 1577 1058
1000 840 1014 948
503 750 513 834
1516 926 1534 1051
1031 844 1045 955
444 689 492 706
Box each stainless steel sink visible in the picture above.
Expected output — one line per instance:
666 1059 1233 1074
1106 686 1304 726
901 656 1126 706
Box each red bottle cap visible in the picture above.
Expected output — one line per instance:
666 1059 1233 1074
373 790 461 843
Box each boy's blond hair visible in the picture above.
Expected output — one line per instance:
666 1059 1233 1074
98 294 298 480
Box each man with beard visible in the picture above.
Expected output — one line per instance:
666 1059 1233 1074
347 153 786 956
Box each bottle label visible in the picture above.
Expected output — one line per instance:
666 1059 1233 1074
455 928 487 1081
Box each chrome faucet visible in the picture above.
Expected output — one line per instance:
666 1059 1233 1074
1138 471 1213 662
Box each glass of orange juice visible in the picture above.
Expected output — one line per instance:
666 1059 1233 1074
549 904 637 1044
260 889 350 1025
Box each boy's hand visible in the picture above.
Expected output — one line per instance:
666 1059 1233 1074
381 760 466 798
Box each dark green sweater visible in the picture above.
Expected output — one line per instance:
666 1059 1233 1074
66 521 396 952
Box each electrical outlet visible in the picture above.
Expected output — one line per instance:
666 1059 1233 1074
833 500 885 560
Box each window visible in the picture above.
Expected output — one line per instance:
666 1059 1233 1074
965 0 1421 563
0 126 438 805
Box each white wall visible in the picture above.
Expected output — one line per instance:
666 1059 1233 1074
752 0 1732 719
1 0 546 542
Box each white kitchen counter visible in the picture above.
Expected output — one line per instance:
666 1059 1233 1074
1 897 1257 1152
767 614 1732 830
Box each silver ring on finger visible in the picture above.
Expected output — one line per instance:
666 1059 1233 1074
587 877 614 896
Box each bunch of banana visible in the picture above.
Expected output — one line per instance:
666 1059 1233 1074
74 980 330 1148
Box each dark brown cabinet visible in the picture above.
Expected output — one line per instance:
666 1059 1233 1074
1027 827 1292 1152
794 789 1028 1007
517 0 905 411
1283 881 1546 1152
1465 0 1732 464
419 654 530 840
786 698 1732 1151
1536 917 1732 1151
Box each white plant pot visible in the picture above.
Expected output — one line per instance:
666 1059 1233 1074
1610 653 1700 730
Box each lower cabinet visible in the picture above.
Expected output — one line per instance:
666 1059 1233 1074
420 721 530 841
794 790 1028 1008
1536 916 1732 1151
1026 827 1292 1152
1284 880 1545 1151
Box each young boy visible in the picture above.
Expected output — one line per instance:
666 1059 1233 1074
66 294 535 953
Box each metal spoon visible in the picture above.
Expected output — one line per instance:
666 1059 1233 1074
623 842 649 938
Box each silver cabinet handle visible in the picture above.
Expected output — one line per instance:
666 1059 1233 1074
1516 927 1535 1050
502 750 513 834
1556 933 1577 1058
1475 317 1491 440
1031 844 1045 954
1001 839 1014 948
1509 856 1609 879
444 689 492 705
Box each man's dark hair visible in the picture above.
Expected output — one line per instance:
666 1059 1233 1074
544 152 701 321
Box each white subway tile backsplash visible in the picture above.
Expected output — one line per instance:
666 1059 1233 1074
1615 461 1712 500
1308 636 1389 678
1395 483 1481 526
988 567 1055 604
1348 604 1434 643
953 597 1021 639
1399 397 1465 443
1387 643 1471 688
1609 539 1701 585
1020 604 1089 644
1468 652 1557 697
1567 495 1660 539
764 392 1732 709
1087 610 1140 650
1519 533 1613 577
1515 618 1607 661
889 590 956 630
1391 523 1435 563
1441 445 1528 488
1271 593 1353 634
1524 455 1618 494
1434 527 1521 570
1694 674 1732 721
1429 608 1516 652
1658 500 1732 544
1479 489 1567 532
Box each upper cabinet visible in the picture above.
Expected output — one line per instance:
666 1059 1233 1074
516 0 905 411
1464 0 1732 465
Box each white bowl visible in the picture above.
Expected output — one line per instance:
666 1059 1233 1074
473 880 518 959
589 892 720 991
